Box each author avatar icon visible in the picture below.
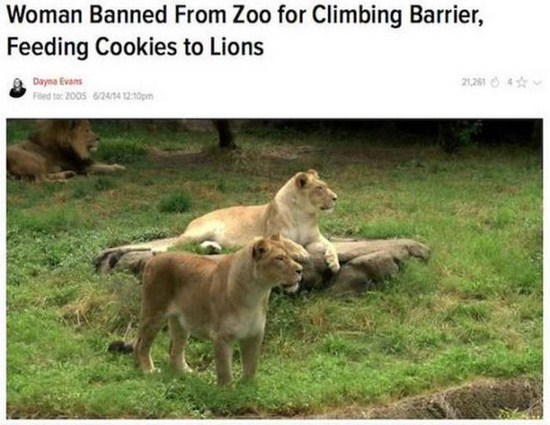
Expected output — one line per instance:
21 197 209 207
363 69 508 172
10 78 26 98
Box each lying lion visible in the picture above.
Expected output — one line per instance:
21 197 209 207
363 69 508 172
109 235 307 385
7 119 125 182
98 169 341 273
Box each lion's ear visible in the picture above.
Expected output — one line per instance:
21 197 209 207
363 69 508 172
252 239 270 260
307 169 319 178
295 172 309 189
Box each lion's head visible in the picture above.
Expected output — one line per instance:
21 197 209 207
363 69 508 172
252 235 304 293
31 119 99 161
293 169 338 214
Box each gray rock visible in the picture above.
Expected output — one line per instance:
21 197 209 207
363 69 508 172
94 238 430 296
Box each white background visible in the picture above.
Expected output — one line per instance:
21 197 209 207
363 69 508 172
0 0 548 118
1 0 549 422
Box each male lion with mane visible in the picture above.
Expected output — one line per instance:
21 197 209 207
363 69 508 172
109 235 307 385
99 169 341 273
7 119 125 181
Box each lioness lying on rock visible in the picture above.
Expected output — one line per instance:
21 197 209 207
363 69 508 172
97 169 340 273
109 235 307 385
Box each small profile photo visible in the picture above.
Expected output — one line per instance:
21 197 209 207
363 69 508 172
9 78 26 98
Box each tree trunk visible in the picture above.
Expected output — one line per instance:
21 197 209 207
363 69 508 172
212 119 237 150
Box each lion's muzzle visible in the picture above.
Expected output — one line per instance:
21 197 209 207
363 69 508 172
282 264 303 293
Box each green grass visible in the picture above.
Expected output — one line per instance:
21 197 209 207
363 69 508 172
158 192 193 213
6 121 542 418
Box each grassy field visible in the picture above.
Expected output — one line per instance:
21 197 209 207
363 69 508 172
6 121 542 418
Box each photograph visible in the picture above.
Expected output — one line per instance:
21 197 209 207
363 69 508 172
5 118 542 419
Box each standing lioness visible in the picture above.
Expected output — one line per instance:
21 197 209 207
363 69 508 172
109 235 306 385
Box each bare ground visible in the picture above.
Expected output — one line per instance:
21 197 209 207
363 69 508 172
147 144 436 170
299 377 542 419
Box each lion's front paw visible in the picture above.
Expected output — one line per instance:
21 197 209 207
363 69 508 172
112 164 126 171
281 238 310 261
325 248 341 273
151 246 168 254
291 245 310 262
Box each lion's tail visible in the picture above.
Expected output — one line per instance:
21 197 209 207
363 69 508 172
94 237 181 274
107 340 134 354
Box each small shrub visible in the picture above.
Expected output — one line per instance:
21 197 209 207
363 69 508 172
158 192 193 213
215 179 227 193
94 177 115 192
438 120 482 154
72 186 90 199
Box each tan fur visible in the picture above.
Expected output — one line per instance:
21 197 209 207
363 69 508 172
169 169 340 272
128 235 306 385
7 120 125 182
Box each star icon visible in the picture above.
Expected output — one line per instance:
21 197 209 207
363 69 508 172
516 76 527 88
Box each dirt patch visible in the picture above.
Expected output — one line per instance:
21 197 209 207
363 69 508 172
148 145 320 163
148 148 213 167
146 144 436 171
306 377 542 419
146 146 321 178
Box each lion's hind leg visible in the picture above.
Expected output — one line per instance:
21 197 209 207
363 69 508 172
134 310 165 373
7 146 47 180
199 241 223 254
170 223 225 254
167 316 193 373
87 163 126 174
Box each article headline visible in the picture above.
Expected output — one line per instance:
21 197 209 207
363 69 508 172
5 3 485 60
